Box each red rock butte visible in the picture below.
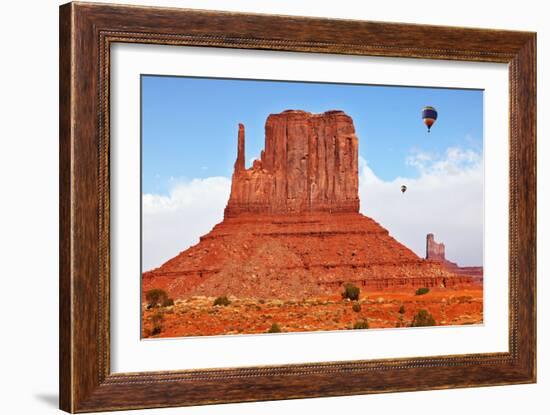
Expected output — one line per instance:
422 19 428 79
225 110 359 216
143 110 481 300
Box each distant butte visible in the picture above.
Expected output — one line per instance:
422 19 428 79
143 110 481 300
426 233 483 282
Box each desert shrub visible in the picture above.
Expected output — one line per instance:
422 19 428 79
398 304 406 314
411 309 436 327
342 283 360 301
162 298 174 307
213 295 231 306
268 323 281 333
353 319 369 330
145 288 168 308
151 312 164 335
352 302 361 313
415 287 430 296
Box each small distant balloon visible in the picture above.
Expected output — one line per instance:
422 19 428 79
422 106 438 132
400 185 407 194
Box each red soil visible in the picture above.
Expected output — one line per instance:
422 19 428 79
142 287 483 338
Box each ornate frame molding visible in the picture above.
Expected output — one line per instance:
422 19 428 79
60 2 536 412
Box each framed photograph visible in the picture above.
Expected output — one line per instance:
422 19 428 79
59 2 536 412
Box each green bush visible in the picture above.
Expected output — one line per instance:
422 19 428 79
145 288 168 308
398 304 406 314
415 287 430 296
162 298 174 307
411 309 436 327
352 302 361 313
342 284 360 301
213 296 231 306
353 319 369 330
268 323 282 333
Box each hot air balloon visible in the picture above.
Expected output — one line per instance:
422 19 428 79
422 106 438 132
400 185 407 194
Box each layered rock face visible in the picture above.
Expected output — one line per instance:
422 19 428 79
143 213 475 300
143 110 480 300
225 110 359 216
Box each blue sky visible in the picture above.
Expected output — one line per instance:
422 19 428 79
141 75 483 194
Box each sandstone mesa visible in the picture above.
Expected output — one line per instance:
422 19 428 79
143 110 482 300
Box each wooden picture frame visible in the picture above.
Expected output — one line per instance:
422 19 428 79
59 2 536 412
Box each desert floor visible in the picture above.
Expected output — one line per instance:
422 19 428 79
142 287 483 338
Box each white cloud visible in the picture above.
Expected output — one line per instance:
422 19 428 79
142 147 483 270
360 147 483 266
142 177 231 271
406 147 481 175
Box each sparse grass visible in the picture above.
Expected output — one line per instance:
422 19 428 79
268 323 281 333
396 304 406 328
353 319 369 330
342 283 360 301
213 296 231 307
456 295 473 303
151 312 164 335
411 309 436 327
415 287 430 296
352 302 361 313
